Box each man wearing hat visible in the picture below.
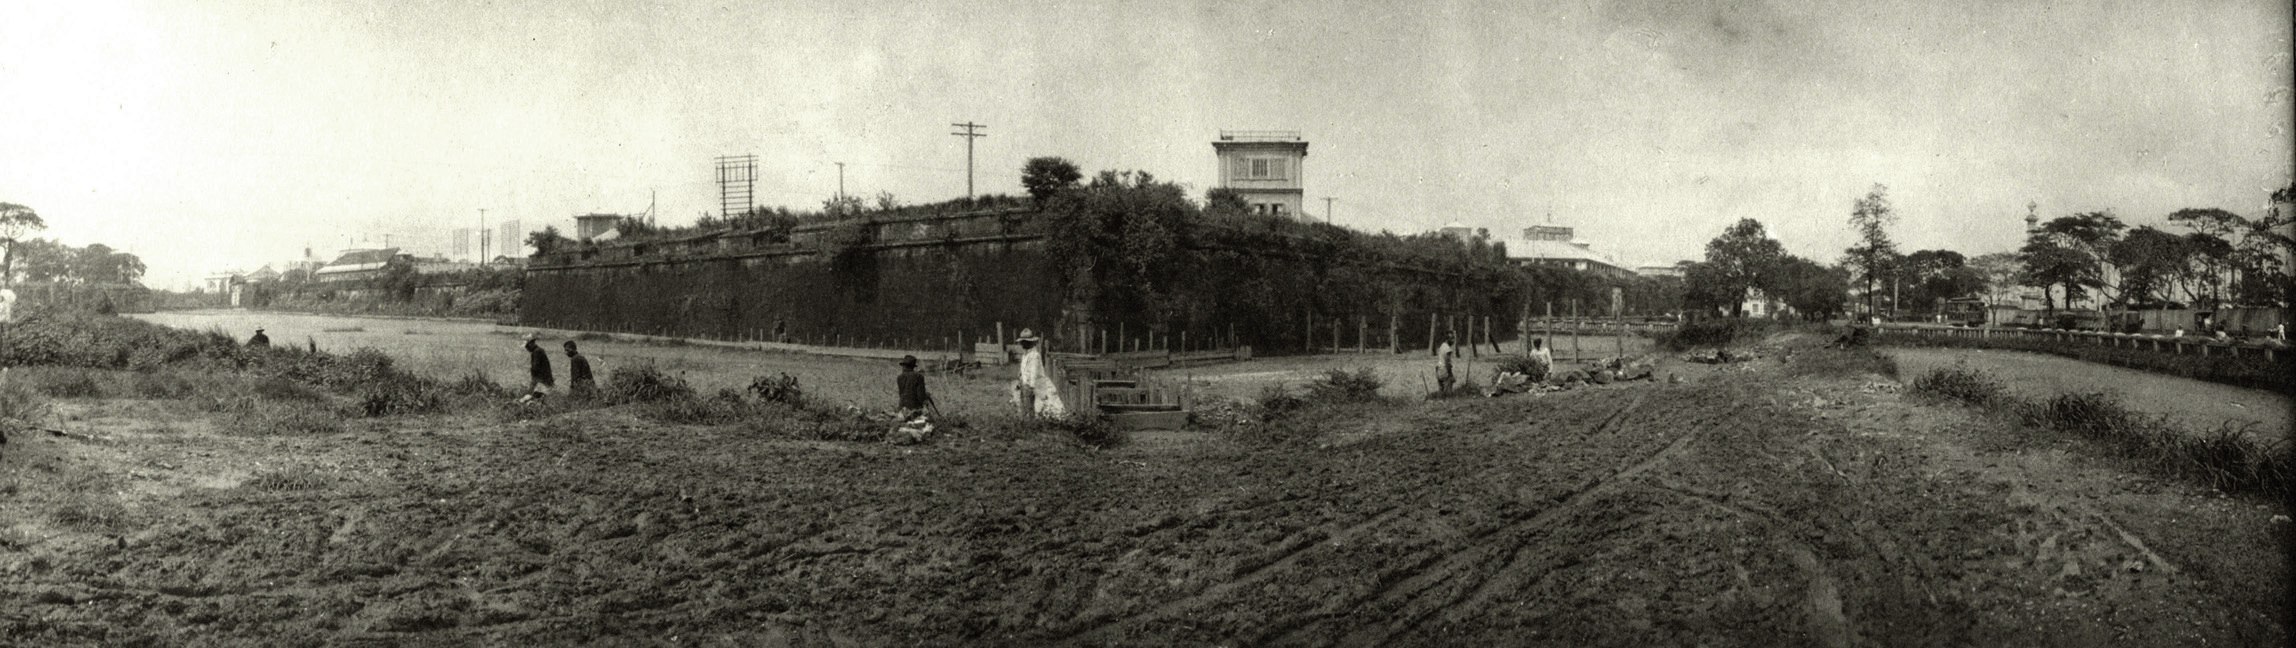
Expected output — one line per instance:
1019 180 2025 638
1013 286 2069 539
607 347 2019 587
247 328 270 348
896 354 934 418
517 333 554 403
1011 329 1068 417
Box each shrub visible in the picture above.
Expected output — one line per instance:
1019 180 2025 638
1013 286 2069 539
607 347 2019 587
451 372 511 399
1253 383 1307 422
1493 355 1551 382
1303 367 1384 404
0 381 53 424
251 376 326 402
1907 366 2007 407
31 370 105 399
131 372 196 399
607 365 695 403
358 378 445 417
747 373 805 406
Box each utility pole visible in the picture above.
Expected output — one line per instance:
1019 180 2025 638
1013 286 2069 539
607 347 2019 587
950 121 986 199
835 162 846 199
1324 196 1335 224
478 208 489 263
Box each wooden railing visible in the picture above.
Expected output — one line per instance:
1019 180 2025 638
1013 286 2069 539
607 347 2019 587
1877 323 2288 362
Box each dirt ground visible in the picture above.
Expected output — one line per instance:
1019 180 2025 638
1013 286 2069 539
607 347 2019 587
1887 347 2292 437
2 321 2288 646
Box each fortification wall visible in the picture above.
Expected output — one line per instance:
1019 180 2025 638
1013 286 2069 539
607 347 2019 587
521 209 1524 352
523 210 1062 346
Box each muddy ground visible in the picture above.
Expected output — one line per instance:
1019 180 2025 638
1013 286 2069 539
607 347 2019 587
1 331 2288 646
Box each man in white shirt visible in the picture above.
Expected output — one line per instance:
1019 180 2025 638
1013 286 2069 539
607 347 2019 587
1434 332 1457 393
1012 329 1067 418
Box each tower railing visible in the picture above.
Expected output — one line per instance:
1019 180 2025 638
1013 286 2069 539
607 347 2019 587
1217 130 1302 141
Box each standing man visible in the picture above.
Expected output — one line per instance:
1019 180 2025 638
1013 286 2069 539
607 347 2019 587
897 355 934 418
1434 332 1458 393
247 328 270 348
517 333 554 403
1012 329 1067 417
563 340 595 399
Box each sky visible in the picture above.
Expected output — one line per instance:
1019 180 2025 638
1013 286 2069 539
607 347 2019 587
2 0 2289 290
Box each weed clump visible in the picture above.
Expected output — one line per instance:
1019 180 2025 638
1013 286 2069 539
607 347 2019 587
747 373 805 406
607 365 696 404
1303 367 1384 403
1907 366 2008 407
30 370 105 399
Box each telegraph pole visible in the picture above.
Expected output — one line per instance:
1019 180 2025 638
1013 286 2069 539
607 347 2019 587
835 162 846 199
1324 196 1336 223
950 121 986 199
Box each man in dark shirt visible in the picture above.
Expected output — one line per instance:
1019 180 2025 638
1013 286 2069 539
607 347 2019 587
897 355 933 417
517 334 554 403
247 328 270 348
564 340 595 398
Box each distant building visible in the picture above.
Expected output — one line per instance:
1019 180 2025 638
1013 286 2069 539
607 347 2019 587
1634 264 1685 278
412 256 479 275
1212 130 1309 219
498 220 525 258
575 213 623 240
488 255 528 269
1499 225 1632 278
1741 288 1793 319
313 247 403 283
1434 223 1482 240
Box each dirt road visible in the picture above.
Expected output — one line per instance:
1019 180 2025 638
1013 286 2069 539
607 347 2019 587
1886 347 2291 436
2 337 2285 646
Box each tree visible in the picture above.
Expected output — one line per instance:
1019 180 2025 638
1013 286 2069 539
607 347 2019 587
2108 226 2189 307
0 202 46 286
1021 156 1083 203
1204 187 1249 214
1968 252 2022 311
1698 218 1786 317
527 225 575 256
2017 237 2090 316
13 238 75 283
1845 184 1898 316
1771 256 1849 321
377 255 420 301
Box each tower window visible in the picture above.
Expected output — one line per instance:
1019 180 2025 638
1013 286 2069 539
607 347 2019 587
1244 158 1288 180
1270 203 1286 217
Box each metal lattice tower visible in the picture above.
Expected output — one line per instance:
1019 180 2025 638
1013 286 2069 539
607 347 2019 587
716 154 758 219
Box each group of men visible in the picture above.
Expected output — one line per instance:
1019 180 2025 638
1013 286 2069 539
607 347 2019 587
1432 332 1553 392
516 334 595 403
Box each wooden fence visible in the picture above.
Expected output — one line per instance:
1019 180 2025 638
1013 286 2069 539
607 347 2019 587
1878 323 2289 362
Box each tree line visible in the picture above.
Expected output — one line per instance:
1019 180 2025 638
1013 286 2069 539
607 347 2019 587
0 202 148 286
1681 182 2293 324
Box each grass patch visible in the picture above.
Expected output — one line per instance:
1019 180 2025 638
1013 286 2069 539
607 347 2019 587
1908 366 2292 499
244 468 330 491
0 380 55 424
1877 329 2292 393
1302 367 1385 404
1785 347 1897 379
1654 318 1775 350
29 369 107 399
1907 365 2008 408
